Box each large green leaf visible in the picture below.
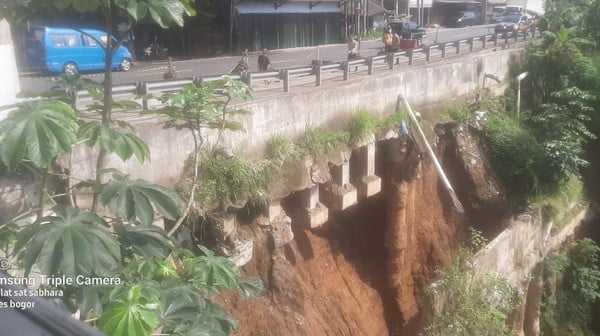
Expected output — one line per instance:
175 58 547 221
158 283 205 329
100 175 184 226
13 206 120 277
79 121 150 163
0 99 78 169
184 246 241 292
115 224 173 258
178 301 238 336
98 285 160 336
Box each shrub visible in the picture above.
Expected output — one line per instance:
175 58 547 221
347 110 379 146
298 126 349 157
196 152 266 210
484 113 542 190
447 105 471 123
527 175 585 230
378 108 409 134
424 229 517 336
541 239 600 336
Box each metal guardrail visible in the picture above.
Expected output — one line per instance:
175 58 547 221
72 27 540 109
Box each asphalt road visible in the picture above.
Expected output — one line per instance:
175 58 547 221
19 24 496 94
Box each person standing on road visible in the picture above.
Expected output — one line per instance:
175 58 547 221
258 48 271 85
383 28 394 53
347 35 359 59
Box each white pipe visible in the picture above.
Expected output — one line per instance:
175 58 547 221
400 95 465 213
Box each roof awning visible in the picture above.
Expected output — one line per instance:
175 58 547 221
236 1 342 14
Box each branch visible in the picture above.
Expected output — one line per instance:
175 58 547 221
110 17 135 57
168 129 202 237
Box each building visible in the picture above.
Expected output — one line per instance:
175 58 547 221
234 0 343 51
384 0 433 25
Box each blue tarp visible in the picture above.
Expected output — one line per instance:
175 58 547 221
236 2 341 14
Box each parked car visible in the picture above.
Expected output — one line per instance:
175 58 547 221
492 6 506 22
389 20 426 40
24 27 133 75
494 15 529 34
449 11 478 27
504 5 524 15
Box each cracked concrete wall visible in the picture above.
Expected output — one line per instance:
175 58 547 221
69 47 524 187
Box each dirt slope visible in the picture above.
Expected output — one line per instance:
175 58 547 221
224 125 504 336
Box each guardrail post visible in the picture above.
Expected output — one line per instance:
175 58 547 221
314 64 322 87
523 29 528 41
136 82 148 110
531 27 537 38
493 34 498 47
242 72 251 87
514 30 518 42
468 37 474 51
283 70 290 92
70 89 79 111
504 32 509 47
342 61 350 80
481 35 487 49
425 46 431 62
454 41 460 54
387 53 394 70
367 57 374 75
440 43 446 58
407 49 414 65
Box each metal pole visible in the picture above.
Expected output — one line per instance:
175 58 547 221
517 79 521 117
345 2 348 38
399 95 465 213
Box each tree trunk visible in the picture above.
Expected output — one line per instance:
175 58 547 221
91 6 114 211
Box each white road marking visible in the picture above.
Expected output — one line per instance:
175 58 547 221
133 69 192 77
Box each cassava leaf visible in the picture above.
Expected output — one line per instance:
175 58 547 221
14 206 120 277
100 176 183 226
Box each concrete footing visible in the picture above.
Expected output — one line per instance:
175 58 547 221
301 184 329 228
213 212 236 240
328 161 357 210
264 201 294 248
355 142 382 198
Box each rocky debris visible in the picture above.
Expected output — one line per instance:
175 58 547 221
256 215 271 227
220 238 254 267
270 214 294 248
451 124 503 201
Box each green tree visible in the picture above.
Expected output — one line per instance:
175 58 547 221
541 239 600 336
1 0 195 210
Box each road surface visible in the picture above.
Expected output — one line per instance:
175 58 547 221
19 25 496 94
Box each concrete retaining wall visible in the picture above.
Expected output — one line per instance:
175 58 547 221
473 208 589 288
70 47 525 186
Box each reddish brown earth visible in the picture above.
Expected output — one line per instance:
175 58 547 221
224 125 505 336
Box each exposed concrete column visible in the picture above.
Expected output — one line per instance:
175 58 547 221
328 160 357 210
263 200 294 248
356 141 382 198
0 19 19 110
301 184 328 229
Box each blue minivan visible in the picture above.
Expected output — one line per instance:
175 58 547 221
25 27 133 75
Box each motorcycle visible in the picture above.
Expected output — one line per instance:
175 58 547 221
229 50 250 74
143 39 168 60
